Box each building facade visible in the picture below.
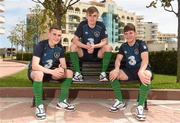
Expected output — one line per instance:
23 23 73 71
0 0 5 34
144 22 158 44
157 32 177 42
28 0 176 52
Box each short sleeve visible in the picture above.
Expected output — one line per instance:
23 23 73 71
99 22 108 39
139 41 148 53
118 44 124 56
59 46 65 58
74 21 84 38
33 42 44 58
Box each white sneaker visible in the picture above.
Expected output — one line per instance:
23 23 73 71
99 72 108 81
35 104 46 120
72 72 83 82
109 99 126 112
56 99 75 111
135 105 146 121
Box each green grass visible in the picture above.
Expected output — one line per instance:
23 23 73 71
0 69 179 89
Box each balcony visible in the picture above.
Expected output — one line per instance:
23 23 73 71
0 15 5 23
0 27 5 34
0 3 5 12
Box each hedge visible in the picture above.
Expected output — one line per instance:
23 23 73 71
16 51 177 75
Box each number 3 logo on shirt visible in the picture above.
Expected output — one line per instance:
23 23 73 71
128 56 136 66
44 59 53 68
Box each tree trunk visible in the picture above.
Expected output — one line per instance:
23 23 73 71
177 0 180 82
11 43 13 60
56 14 62 29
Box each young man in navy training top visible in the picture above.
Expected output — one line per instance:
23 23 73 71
70 6 112 82
28 25 75 120
109 23 152 121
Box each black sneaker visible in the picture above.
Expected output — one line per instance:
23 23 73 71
56 99 75 111
35 104 46 120
109 99 126 112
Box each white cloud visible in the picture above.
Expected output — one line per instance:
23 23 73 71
5 0 36 11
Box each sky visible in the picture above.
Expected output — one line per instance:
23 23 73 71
0 0 178 48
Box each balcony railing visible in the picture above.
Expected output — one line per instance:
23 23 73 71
0 3 5 12
0 27 5 34
0 15 5 23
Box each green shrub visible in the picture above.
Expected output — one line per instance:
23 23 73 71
16 53 33 61
149 51 177 75
16 51 177 75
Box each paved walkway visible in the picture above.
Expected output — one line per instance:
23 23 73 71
1 59 180 122
0 59 27 78
0 98 180 123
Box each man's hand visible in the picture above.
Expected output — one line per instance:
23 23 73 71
85 43 92 50
51 67 64 79
87 44 94 54
109 69 119 81
138 70 151 86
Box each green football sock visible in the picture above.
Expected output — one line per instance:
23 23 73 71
111 80 123 102
33 81 43 106
138 84 151 106
70 52 80 73
102 52 112 72
59 78 72 102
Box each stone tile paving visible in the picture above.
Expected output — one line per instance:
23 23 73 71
0 98 180 123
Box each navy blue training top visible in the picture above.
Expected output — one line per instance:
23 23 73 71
118 40 149 69
31 40 65 69
74 20 108 45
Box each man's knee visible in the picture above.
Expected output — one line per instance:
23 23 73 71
118 70 128 81
31 71 44 81
70 43 78 52
144 70 153 81
102 44 112 52
65 69 73 78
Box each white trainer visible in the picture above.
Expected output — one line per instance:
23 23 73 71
72 72 83 82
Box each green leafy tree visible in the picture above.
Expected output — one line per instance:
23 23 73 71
24 31 33 53
32 0 80 29
147 0 180 82
27 4 47 49
8 29 19 51
8 29 19 59
15 21 26 60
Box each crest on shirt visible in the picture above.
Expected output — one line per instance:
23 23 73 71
134 48 139 55
94 31 100 37
54 52 60 59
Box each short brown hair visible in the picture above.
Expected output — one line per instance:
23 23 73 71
86 6 99 14
124 23 136 32
49 25 61 32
